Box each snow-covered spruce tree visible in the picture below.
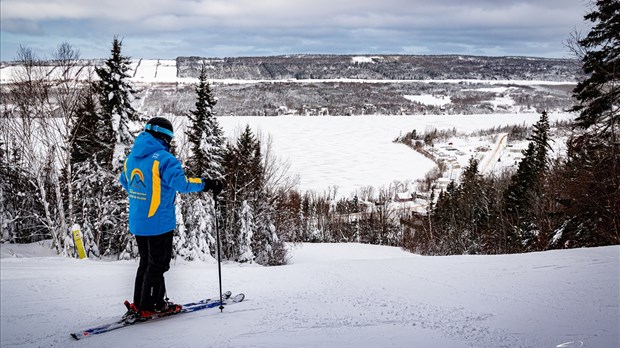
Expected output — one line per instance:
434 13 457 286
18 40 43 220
457 158 490 254
555 0 620 247
529 111 552 173
186 64 224 180
429 158 490 254
177 198 217 261
0 138 43 243
220 142 238 259
300 192 322 242
70 83 98 256
223 126 261 262
178 64 225 261
70 82 120 257
222 125 284 264
248 136 283 265
503 112 552 252
94 36 140 167
88 37 139 256
237 200 255 262
431 181 458 253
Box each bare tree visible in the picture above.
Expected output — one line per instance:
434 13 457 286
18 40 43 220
4 43 89 255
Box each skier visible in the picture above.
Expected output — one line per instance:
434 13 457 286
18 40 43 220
119 117 222 320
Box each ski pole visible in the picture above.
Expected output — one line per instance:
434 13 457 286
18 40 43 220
214 193 225 312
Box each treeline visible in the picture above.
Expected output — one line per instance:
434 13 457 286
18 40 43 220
273 186 406 246
1 1 617 260
0 39 291 265
401 110 617 255
140 80 574 117
0 38 408 264
176 55 582 82
398 0 620 254
0 38 406 264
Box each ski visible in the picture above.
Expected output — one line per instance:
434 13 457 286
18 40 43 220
70 291 244 340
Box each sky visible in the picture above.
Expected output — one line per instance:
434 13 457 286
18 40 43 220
0 0 592 61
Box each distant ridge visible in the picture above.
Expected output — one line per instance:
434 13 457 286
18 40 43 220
175 54 582 82
1 54 580 116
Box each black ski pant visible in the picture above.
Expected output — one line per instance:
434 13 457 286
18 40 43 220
134 231 173 311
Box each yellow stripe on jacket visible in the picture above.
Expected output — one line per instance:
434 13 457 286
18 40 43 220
188 177 202 184
124 158 129 182
148 160 161 218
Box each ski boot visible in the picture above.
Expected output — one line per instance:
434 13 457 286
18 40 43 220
139 301 182 320
122 301 140 324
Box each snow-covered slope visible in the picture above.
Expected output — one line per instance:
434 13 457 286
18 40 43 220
1 243 618 347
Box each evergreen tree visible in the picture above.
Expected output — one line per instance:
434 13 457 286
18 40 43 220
180 64 225 261
72 159 127 257
69 37 137 257
529 111 552 172
175 197 217 261
432 182 457 252
186 64 224 180
570 0 619 134
71 84 104 165
430 158 489 254
221 125 283 264
237 200 255 263
0 140 43 243
503 112 552 252
223 126 262 262
557 0 620 246
221 142 239 259
94 36 139 168
458 158 489 253
69 81 109 256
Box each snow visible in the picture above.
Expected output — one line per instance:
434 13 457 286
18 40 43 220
404 94 452 106
0 59 577 86
216 113 572 196
132 60 178 80
351 56 382 64
1 242 618 347
478 133 509 175
462 87 512 93
3 60 609 347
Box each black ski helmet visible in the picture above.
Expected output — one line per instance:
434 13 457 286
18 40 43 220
145 117 174 144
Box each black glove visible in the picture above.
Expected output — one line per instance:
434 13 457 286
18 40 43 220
203 178 223 196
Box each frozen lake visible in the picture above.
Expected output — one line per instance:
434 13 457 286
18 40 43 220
216 113 572 197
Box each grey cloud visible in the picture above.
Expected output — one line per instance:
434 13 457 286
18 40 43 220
0 0 590 60
2 19 44 35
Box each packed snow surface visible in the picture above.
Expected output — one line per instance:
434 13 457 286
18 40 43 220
1 242 618 347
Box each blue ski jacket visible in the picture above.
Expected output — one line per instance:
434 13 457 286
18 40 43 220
120 131 205 236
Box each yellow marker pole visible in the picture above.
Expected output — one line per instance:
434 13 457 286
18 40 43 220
72 225 87 259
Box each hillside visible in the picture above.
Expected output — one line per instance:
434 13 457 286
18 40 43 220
1 242 618 347
176 55 582 81
1 54 581 116
163 55 581 116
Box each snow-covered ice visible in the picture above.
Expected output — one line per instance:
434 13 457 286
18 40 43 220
1 242 618 347
217 113 572 196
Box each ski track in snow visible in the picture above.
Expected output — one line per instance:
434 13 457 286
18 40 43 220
1 243 618 348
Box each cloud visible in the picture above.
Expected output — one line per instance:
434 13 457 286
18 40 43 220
1 19 44 35
0 0 589 60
